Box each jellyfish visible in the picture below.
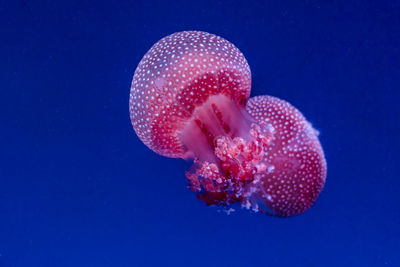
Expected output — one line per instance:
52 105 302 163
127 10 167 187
129 31 326 216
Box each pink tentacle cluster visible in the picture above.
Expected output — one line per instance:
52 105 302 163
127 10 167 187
186 123 276 212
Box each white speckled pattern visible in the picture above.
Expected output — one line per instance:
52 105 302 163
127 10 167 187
246 95 326 216
130 31 251 158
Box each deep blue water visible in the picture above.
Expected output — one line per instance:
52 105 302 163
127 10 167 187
1 1 399 266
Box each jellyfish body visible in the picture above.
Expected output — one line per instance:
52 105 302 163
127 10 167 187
129 31 326 216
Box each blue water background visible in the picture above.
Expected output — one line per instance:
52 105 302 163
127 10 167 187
1 1 399 266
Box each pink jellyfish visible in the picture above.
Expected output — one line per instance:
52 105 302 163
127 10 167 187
129 31 326 216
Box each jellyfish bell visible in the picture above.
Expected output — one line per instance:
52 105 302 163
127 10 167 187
130 31 251 158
